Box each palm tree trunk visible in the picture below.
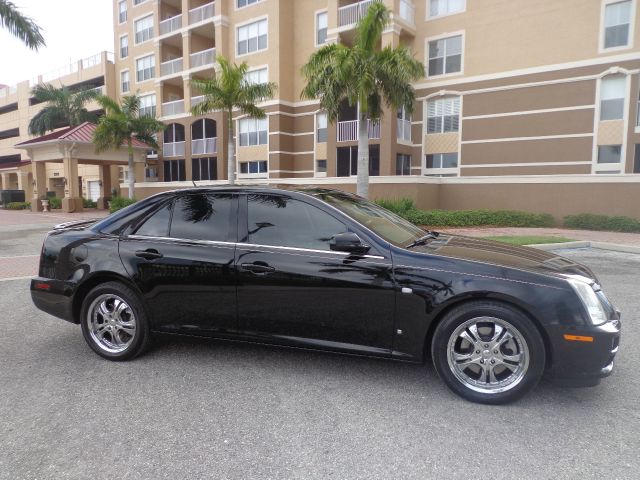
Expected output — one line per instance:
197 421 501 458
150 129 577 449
227 111 235 185
356 111 370 199
127 140 135 199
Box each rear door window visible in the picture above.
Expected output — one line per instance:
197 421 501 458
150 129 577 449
134 202 173 237
169 193 235 242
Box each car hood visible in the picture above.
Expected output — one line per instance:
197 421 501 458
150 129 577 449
409 234 597 281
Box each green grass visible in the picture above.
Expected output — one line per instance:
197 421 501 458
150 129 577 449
484 235 575 246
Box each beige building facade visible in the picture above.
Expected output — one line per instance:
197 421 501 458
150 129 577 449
2 0 640 219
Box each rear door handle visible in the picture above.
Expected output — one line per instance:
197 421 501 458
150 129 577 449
135 249 163 260
241 262 275 274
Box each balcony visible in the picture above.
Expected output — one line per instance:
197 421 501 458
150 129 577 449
189 2 215 25
338 0 373 28
160 58 183 77
397 118 411 142
162 99 185 117
160 14 182 36
190 48 216 69
163 141 185 157
191 95 206 108
192 137 217 155
337 119 380 142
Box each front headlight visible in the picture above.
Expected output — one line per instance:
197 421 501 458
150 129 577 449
567 276 608 326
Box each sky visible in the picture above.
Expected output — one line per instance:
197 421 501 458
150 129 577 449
0 0 113 86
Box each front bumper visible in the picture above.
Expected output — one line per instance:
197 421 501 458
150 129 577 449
30 277 76 323
546 316 621 387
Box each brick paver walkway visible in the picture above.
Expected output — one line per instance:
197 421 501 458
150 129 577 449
443 227 640 247
0 255 40 280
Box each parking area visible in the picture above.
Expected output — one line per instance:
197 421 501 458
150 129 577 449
0 221 638 479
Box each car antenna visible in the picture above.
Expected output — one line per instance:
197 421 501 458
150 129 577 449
192 180 197 187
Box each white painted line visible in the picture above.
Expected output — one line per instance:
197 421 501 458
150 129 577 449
0 255 39 260
0 276 32 282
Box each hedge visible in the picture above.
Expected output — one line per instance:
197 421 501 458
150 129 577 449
5 202 31 210
375 198 555 228
109 197 137 213
49 197 62 209
564 213 640 233
83 198 97 209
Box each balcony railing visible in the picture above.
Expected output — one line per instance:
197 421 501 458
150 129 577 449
338 0 374 28
0 85 18 98
399 0 415 25
337 119 380 142
162 99 185 116
189 2 215 25
397 118 411 142
160 58 183 77
163 141 185 157
192 137 217 155
191 95 206 108
190 48 216 69
160 14 182 36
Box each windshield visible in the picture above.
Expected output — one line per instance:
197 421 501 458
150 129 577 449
317 192 426 246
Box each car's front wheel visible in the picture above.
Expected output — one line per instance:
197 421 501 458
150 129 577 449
431 301 545 404
80 281 151 360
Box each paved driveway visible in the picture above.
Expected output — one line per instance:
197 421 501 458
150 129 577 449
0 224 638 479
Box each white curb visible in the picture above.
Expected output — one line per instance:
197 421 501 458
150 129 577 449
529 241 640 254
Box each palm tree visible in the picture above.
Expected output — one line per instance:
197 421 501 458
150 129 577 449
301 2 424 198
0 0 45 50
93 94 164 199
191 56 277 185
28 84 101 136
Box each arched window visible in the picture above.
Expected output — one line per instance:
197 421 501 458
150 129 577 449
163 123 185 157
191 119 216 155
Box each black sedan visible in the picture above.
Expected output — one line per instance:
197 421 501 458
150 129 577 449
31 187 621 404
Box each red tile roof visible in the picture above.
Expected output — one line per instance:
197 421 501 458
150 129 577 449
15 122 151 149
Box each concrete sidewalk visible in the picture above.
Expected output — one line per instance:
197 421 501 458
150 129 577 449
443 226 640 247
0 208 109 228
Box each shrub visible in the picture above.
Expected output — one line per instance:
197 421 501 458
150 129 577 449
6 201 31 210
49 197 62 209
375 198 555 228
109 196 137 213
82 197 97 208
564 213 640 233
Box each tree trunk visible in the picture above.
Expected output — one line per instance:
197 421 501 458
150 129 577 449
127 140 135 199
356 110 370 199
227 111 235 185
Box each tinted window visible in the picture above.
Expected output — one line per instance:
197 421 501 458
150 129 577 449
247 195 346 250
170 194 234 242
135 202 172 237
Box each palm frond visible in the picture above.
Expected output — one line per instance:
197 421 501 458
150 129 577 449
28 107 66 136
0 0 45 50
95 94 122 115
355 1 388 54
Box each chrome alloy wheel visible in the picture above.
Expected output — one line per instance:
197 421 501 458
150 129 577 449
87 294 137 354
446 316 530 394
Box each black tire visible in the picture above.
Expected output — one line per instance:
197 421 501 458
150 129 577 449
431 300 545 405
80 281 151 361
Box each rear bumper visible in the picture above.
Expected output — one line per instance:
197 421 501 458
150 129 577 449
546 317 621 387
30 277 77 323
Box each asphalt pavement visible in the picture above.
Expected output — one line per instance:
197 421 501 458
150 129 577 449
0 224 638 480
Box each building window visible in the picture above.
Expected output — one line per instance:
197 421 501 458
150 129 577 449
237 19 267 55
597 145 622 163
145 166 158 179
397 106 412 142
634 144 640 172
238 118 267 146
603 0 632 49
136 55 155 82
120 35 128 58
118 1 127 23
240 160 268 174
428 0 466 18
317 112 327 143
428 35 462 76
237 0 263 8
134 0 151 5
316 159 327 174
637 88 640 126
134 15 154 44
316 11 328 45
337 145 380 177
426 153 458 169
164 159 185 182
396 154 411 175
600 75 626 120
121 71 130 93
139 94 156 117
192 157 218 181
427 97 460 134
244 67 268 85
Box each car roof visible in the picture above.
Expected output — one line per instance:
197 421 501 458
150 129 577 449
146 185 354 201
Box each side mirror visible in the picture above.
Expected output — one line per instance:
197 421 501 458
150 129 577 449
329 232 371 255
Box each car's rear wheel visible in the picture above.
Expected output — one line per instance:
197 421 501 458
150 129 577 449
80 281 151 360
431 301 545 405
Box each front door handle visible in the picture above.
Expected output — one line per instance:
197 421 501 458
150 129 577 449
241 262 276 274
135 249 163 260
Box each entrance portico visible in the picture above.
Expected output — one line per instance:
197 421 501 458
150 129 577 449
15 122 149 212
